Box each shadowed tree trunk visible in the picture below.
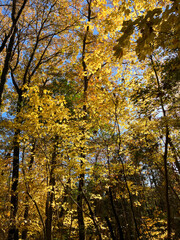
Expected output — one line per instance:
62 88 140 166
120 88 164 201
22 141 36 240
77 171 85 240
150 55 171 239
77 1 92 239
45 137 58 240
109 187 124 240
8 95 22 240
0 0 28 105
105 216 116 240
82 191 102 240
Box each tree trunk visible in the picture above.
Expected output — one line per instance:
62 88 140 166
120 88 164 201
120 159 140 239
8 129 20 240
77 171 85 240
22 141 36 240
8 96 22 240
82 191 102 240
164 127 171 240
150 56 171 239
77 0 92 238
21 195 29 240
0 26 17 105
45 139 57 240
105 216 116 240
109 187 124 240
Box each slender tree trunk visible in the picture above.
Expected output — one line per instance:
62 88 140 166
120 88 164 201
164 127 171 240
82 191 102 240
105 216 116 240
21 195 29 240
8 96 22 240
77 170 85 240
45 139 57 240
120 159 140 239
77 1 92 239
150 56 171 239
22 141 36 240
0 26 17 105
109 187 124 240
169 137 180 174
8 130 20 240
114 103 138 239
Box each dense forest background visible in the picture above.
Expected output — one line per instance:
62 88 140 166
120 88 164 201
0 0 179 239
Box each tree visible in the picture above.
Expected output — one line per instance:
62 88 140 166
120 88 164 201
0 0 179 239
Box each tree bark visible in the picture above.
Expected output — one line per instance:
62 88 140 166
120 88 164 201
77 171 85 240
77 1 92 239
0 26 17 106
164 127 171 240
22 141 36 240
150 56 171 239
109 187 124 240
105 216 116 240
8 96 22 240
82 191 102 240
45 138 57 240
8 130 20 240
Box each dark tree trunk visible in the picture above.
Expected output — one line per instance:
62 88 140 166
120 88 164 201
77 0 92 238
164 127 171 240
22 141 36 240
0 26 17 105
77 171 85 240
21 196 28 240
150 55 171 239
45 140 57 240
82 191 102 240
109 187 124 240
8 129 20 240
45 191 54 240
105 216 116 240
8 96 22 240
120 160 140 239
